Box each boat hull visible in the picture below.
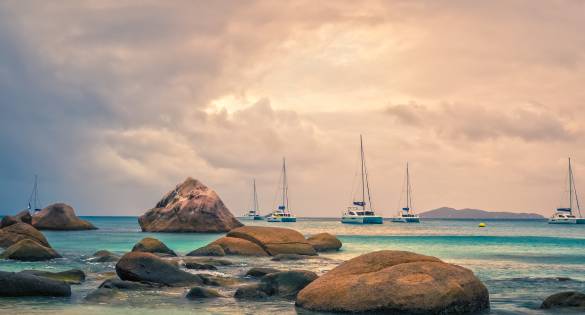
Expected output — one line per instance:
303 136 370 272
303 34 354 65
240 215 264 221
391 217 420 223
267 217 297 222
548 218 585 224
341 215 383 224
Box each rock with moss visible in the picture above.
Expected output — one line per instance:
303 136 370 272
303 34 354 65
19 269 85 284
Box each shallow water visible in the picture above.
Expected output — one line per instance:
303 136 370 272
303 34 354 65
1 217 585 314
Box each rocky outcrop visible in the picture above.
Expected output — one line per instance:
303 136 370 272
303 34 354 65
235 270 318 300
541 291 585 310
32 203 97 230
0 222 51 248
307 233 342 252
186 286 224 299
0 216 17 228
296 250 490 314
0 210 32 229
226 226 317 256
90 250 120 262
138 178 243 233
116 252 202 286
0 271 71 297
131 237 177 257
20 269 85 284
187 244 225 256
246 267 280 278
0 239 61 261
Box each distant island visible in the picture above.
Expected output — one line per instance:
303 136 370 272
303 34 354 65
419 207 545 220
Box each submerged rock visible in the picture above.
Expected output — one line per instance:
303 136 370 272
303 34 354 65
185 262 217 270
138 178 243 233
32 203 97 230
306 233 342 252
235 270 317 300
99 278 162 290
0 222 51 248
296 250 490 314
20 269 85 284
234 284 269 299
541 291 585 310
271 254 311 261
183 257 233 266
245 267 281 278
131 237 177 257
187 244 226 256
90 250 120 262
0 239 61 261
226 226 317 256
186 286 225 299
116 252 202 286
0 271 71 297
84 288 127 303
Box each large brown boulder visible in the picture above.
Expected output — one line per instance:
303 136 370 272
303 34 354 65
0 210 32 229
235 270 318 300
0 271 71 297
209 236 268 256
541 291 585 310
307 233 342 252
0 222 51 248
138 178 243 233
32 203 97 230
90 250 120 262
0 239 61 261
186 244 226 256
296 250 489 314
131 237 177 256
116 252 202 286
227 226 316 256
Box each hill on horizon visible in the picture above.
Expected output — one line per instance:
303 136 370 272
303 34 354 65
419 207 545 219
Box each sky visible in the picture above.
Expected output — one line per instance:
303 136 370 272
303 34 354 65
1 0 585 217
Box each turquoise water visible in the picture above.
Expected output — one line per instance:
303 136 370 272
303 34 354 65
1 217 585 314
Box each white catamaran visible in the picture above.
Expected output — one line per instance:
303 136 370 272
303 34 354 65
341 135 383 224
549 158 585 224
240 179 264 220
391 162 420 223
27 175 42 214
267 158 297 222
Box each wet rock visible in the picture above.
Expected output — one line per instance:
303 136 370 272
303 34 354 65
132 237 177 257
185 262 217 270
234 284 269 299
116 252 202 286
307 233 342 252
271 254 310 261
0 239 61 261
99 278 162 290
138 178 243 232
210 236 268 256
187 244 226 256
199 274 241 287
90 250 120 262
0 222 51 248
296 250 490 314
0 216 17 228
0 271 71 297
84 288 127 303
14 210 33 224
183 257 233 266
245 267 280 278
20 269 85 284
186 286 225 299
541 291 585 310
226 226 317 256
261 270 318 299
32 203 97 230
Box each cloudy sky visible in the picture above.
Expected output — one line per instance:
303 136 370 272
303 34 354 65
1 0 584 217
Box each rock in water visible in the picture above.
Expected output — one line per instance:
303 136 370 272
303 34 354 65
306 233 342 252
15 210 33 224
0 239 61 261
0 271 71 297
131 237 177 256
138 178 243 233
32 203 97 230
90 250 120 262
0 222 51 248
19 269 85 284
541 291 585 310
235 270 317 300
246 267 281 278
209 236 268 256
116 252 202 286
227 226 317 256
296 250 490 314
186 244 226 256
186 286 225 299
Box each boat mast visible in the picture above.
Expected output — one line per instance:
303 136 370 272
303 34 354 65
282 157 288 213
406 162 411 209
569 158 573 211
28 175 40 211
253 178 258 214
360 135 366 211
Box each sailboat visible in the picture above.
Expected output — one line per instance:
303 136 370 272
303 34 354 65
266 158 297 222
240 179 264 220
27 175 43 214
549 158 585 224
341 135 383 224
391 162 420 223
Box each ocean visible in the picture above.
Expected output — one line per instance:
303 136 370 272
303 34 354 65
1 217 585 314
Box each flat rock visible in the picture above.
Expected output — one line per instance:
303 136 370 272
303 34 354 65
90 250 120 262
246 267 281 278
227 226 317 256
187 244 226 256
307 233 342 252
0 271 71 297
186 286 225 299
20 269 85 284
138 178 243 232
32 203 97 230
132 237 177 256
0 239 61 261
296 250 490 314
541 291 585 309
116 252 202 286
0 222 51 248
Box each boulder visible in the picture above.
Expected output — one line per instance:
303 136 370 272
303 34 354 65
234 284 269 299
116 252 202 286
138 178 243 233
227 226 317 256
235 270 317 300
99 278 162 290
245 267 281 278
20 269 85 284
0 222 51 248
32 203 97 230
296 250 490 314
307 233 342 252
183 257 233 266
131 237 177 257
0 239 61 261
199 274 241 287
210 236 268 256
186 286 225 299
185 262 217 270
90 250 120 262
84 288 127 303
0 215 17 228
0 271 71 297
186 244 225 256
15 210 33 224
541 291 585 310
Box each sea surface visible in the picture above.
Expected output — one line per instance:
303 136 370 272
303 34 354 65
1 217 585 314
